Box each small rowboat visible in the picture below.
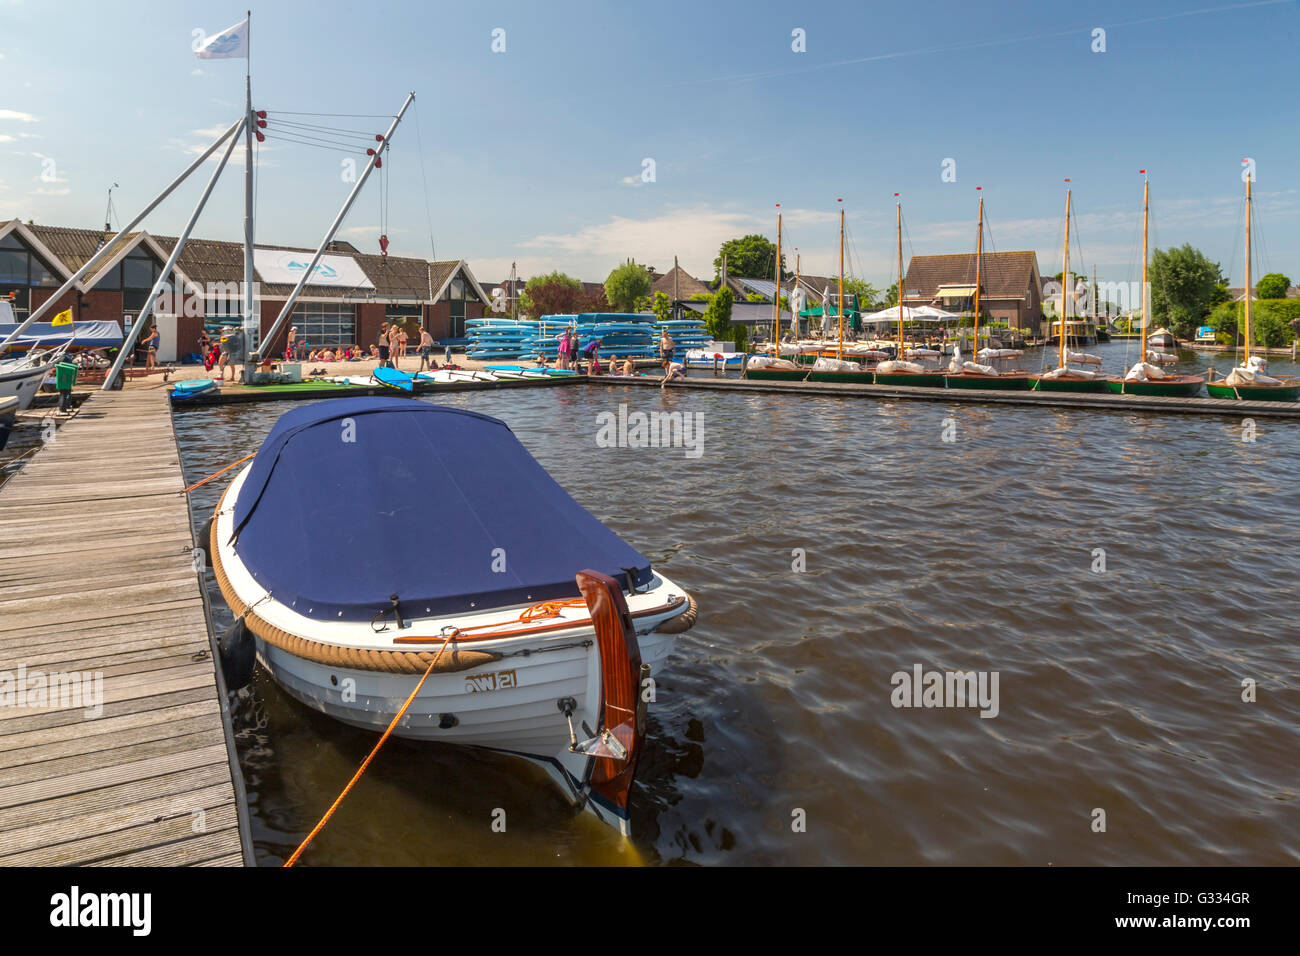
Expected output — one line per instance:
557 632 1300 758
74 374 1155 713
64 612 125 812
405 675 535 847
208 398 696 835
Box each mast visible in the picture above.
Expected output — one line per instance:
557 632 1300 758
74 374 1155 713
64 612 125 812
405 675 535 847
895 194 903 360
974 188 983 359
242 9 254 380
1244 175 1252 365
1141 174 1149 359
794 251 800 342
773 205 782 350
1060 183 1071 369
838 199 845 359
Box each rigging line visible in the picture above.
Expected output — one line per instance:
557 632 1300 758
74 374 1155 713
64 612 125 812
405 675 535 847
269 110 393 118
413 99 436 260
269 119 383 138
267 130 373 152
264 126 372 149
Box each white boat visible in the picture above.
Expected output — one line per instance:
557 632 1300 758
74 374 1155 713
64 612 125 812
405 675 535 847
209 398 697 835
0 344 68 411
1147 326 1176 348
0 395 17 450
685 347 747 368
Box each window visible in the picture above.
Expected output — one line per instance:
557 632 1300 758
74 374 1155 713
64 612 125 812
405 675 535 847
123 254 154 289
0 250 26 285
293 302 355 346
0 234 24 249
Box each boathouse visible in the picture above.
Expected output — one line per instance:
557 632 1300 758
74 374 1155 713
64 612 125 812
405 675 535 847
0 218 490 360
901 250 1045 334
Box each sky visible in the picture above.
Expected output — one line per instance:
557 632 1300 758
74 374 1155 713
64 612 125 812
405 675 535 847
1 0 1297 290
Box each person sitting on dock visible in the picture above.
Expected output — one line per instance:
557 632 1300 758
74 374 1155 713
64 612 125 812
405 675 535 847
660 360 685 388
607 354 622 376
622 356 635 377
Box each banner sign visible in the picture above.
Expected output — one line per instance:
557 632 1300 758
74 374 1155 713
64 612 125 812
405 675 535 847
253 250 375 289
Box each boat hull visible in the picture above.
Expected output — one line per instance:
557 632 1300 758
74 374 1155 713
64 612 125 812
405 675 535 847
1027 375 1109 393
944 372 1031 390
0 395 16 451
872 371 946 388
0 361 49 411
745 368 808 381
1105 376 1205 397
805 370 876 384
1205 381 1300 401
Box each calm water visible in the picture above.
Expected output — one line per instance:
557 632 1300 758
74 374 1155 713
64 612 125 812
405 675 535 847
173 348 1300 866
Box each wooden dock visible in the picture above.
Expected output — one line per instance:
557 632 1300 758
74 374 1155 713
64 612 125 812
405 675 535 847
603 374 1300 419
0 387 251 866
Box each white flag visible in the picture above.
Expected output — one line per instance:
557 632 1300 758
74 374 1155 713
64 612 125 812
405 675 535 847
195 18 249 59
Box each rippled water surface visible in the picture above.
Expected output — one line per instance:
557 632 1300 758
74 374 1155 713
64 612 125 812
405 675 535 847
173 353 1300 865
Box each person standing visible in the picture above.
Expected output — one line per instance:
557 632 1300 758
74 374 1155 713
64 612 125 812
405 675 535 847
567 325 579 369
556 328 571 370
376 321 390 368
417 327 435 371
386 322 403 369
659 329 675 371
287 325 298 361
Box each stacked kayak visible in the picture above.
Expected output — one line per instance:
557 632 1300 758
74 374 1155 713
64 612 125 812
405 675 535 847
170 378 220 402
468 314 660 360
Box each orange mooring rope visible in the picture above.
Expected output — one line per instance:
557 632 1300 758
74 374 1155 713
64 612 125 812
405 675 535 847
283 628 457 867
181 453 255 495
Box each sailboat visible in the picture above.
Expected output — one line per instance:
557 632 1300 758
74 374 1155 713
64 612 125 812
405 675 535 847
873 194 947 388
945 189 1030 390
807 200 877 384
1028 183 1109 392
1205 175 1300 401
745 207 807 381
1107 173 1204 397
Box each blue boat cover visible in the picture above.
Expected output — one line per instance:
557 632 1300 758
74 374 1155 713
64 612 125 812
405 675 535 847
0 321 123 350
230 398 653 622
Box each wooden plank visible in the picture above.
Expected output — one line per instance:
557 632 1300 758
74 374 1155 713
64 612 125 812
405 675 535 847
0 388 247 866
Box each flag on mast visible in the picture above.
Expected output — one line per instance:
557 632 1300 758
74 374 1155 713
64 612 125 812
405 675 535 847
50 308 72 326
195 18 249 59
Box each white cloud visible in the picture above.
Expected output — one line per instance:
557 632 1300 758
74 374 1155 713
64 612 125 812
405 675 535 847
35 186 71 196
191 68 206 76
0 109 38 122
0 135 12 143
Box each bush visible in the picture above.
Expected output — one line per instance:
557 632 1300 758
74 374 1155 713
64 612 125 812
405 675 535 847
1208 299 1299 347
1256 272 1291 301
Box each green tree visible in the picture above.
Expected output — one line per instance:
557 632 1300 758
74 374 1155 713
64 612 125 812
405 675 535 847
713 234 785 279
1256 272 1292 300
1149 245 1223 339
519 271 583 318
883 281 899 307
604 260 653 312
650 291 673 325
703 286 734 340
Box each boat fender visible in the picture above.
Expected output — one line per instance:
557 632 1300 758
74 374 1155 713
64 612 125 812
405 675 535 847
654 592 698 634
198 516 214 558
218 618 256 689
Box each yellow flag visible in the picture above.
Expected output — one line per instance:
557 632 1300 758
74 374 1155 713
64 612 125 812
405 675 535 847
50 309 73 326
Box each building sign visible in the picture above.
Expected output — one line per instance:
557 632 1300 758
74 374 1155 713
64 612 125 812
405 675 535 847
253 249 374 289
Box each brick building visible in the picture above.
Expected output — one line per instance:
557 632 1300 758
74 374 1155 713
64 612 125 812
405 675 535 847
900 250 1045 334
0 218 489 360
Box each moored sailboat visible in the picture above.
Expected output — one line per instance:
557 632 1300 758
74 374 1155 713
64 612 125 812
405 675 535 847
1029 183 1109 393
1204 175 1300 401
745 206 808 382
873 195 946 388
945 189 1030 390
1108 172 1205 397
806 200 877 384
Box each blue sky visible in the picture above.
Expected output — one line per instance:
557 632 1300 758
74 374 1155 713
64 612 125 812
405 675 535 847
2 0 1296 289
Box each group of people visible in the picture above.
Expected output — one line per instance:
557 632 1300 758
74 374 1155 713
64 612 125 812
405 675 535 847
197 326 244 381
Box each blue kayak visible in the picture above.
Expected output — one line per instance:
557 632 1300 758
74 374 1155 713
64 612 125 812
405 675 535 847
170 379 218 401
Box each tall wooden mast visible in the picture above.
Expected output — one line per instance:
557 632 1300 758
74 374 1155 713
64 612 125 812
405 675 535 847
838 199 845 359
1060 182 1071 369
1141 174 1149 359
974 188 983 359
895 194 903 359
773 205 782 349
1244 175 1253 365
